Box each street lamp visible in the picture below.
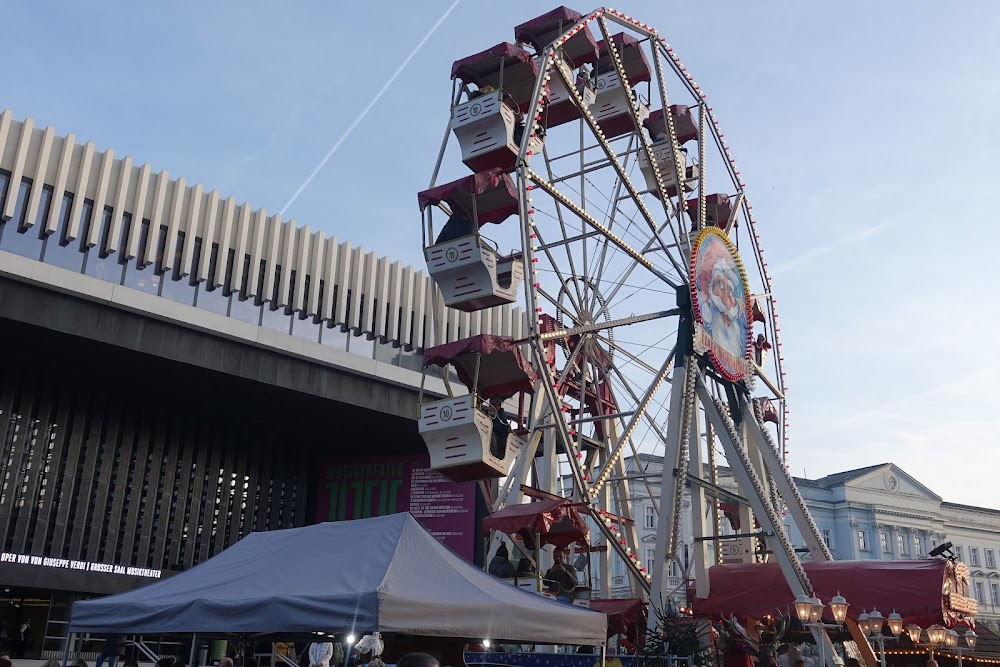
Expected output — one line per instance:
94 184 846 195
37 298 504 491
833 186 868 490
869 609 885 635
795 594 847 667
830 593 849 624
887 611 904 638
795 595 814 624
905 623 976 665
926 624 947 646
861 608 901 667
810 598 825 623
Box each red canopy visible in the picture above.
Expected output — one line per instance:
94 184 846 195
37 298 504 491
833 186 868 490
451 42 540 111
417 169 518 226
644 106 699 144
422 334 537 399
590 598 647 637
691 560 976 629
596 33 652 84
481 498 590 548
514 6 599 68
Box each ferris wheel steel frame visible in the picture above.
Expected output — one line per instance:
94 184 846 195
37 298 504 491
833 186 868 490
425 7 839 661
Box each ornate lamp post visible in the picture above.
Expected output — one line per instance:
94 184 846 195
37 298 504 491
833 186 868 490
901 623 976 666
796 594 849 667
858 608 902 667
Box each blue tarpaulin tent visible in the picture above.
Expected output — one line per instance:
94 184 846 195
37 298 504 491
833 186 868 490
68 512 607 644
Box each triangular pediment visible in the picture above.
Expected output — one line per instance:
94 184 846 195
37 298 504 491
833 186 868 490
844 464 942 501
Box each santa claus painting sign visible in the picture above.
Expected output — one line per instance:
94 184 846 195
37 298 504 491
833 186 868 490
690 227 754 382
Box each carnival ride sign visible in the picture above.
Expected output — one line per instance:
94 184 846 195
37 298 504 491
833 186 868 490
690 227 754 382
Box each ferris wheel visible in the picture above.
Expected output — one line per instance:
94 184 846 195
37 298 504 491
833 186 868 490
417 5 834 642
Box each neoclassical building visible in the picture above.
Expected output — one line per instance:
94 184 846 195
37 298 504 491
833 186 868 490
609 458 1000 631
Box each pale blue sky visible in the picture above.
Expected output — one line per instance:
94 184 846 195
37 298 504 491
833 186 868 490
6 2 1000 506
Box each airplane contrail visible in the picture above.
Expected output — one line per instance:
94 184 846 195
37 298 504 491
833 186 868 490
281 0 463 215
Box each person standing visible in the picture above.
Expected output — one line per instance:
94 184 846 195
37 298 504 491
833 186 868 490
308 642 334 667
18 618 30 658
96 634 126 667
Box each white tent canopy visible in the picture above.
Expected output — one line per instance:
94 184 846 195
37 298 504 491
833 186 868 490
70 512 607 645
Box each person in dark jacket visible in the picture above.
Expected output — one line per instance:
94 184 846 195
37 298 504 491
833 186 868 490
487 543 515 578
434 211 476 245
544 548 579 602
96 634 126 667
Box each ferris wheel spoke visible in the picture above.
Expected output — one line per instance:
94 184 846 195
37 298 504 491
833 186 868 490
599 215 686 311
540 143 589 308
529 225 585 315
588 350 674 496
586 147 635 316
524 166 680 288
535 286 583 326
539 309 677 341
595 333 664 376
552 60 683 281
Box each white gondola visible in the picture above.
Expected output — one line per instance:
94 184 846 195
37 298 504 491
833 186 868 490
451 42 544 173
419 169 524 312
590 33 652 139
638 105 701 198
420 394 523 483
419 334 536 483
514 7 600 129
637 142 700 199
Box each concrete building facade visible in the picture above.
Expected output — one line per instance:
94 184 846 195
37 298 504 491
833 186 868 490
0 109 517 657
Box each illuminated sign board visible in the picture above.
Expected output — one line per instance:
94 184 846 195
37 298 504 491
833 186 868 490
0 552 161 579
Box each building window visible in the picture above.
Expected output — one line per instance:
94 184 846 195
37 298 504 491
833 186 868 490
880 532 890 554
992 583 1000 607
897 533 907 557
970 547 981 567
914 536 922 557
955 546 963 561
987 549 996 569
645 548 655 574
858 530 869 552
974 581 985 604
822 529 832 548
645 505 656 529
613 556 624 577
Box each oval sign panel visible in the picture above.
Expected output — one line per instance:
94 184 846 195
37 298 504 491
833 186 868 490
690 226 753 382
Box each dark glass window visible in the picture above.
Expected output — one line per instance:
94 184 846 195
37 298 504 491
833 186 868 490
374 339 398 363
348 332 375 358
159 232 197 305
41 193 87 273
291 311 322 343
289 274 322 343
396 347 423 372
121 219 162 295
0 170 9 211
195 244 229 316
82 206 123 283
0 178 45 260
260 264 291 334
229 255 261 325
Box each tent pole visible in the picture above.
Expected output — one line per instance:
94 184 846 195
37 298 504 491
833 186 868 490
62 632 74 667
601 644 606 665
189 634 198 667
